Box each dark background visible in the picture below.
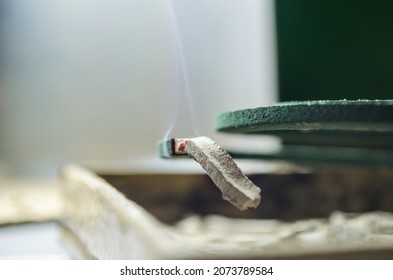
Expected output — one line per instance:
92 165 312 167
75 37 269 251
275 0 393 101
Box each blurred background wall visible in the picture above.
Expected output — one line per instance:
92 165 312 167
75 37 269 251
2 0 393 179
0 0 277 178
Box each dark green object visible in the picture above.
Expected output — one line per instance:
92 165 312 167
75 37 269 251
229 145 393 167
215 100 393 166
215 100 393 134
276 0 393 101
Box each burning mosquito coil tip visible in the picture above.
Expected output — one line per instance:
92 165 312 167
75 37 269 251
157 137 261 210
